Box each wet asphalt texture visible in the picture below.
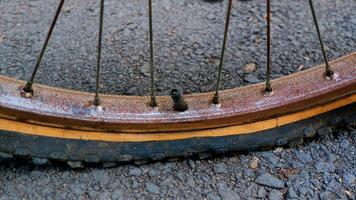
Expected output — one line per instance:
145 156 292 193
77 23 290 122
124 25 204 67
0 0 355 199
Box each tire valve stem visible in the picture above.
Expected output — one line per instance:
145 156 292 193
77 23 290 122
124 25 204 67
170 88 188 112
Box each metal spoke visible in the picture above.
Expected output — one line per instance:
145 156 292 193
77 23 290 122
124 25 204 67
94 0 105 106
212 0 233 104
265 0 272 92
308 0 333 77
148 0 157 107
23 0 65 95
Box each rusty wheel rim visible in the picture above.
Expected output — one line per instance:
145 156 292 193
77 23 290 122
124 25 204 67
0 53 355 133
1 0 355 134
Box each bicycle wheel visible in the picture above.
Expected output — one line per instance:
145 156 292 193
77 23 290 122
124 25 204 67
0 0 355 167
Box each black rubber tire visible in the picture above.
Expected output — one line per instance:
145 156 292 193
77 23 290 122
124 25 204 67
0 103 355 168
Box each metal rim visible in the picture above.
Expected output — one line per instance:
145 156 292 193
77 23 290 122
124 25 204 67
0 53 355 133
0 95 354 142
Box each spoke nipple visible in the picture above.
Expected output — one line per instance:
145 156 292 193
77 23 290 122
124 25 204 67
262 86 273 96
263 82 273 95
324 69 334 79
211 92 220 105
94 97 101 106
93 97 102 107
21 84 34 98
264 87 273 93
149 97 157 108
170 88 188 112
212 95 220 105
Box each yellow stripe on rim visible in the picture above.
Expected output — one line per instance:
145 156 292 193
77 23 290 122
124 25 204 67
0 94 355 142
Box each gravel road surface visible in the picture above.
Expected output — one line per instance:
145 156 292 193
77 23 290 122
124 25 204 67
0 0 355 199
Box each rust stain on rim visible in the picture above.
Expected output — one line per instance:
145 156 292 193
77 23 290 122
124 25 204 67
0 53 355 133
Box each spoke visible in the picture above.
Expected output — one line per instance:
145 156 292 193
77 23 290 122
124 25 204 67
265 0 272 92
308 0 333 77
23 0 65 94
94 0 105 106
212 0 233 104
148 0 157 107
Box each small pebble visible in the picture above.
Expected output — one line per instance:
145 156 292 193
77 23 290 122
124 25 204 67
249 156 259 169
214 163 228 174
255 173 285 189
243 63 256 73
145 182 160 194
